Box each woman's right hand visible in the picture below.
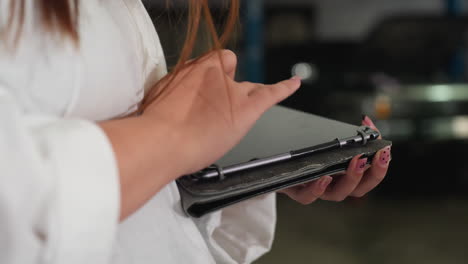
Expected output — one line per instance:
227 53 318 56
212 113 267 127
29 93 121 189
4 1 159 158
102 49 300 219
143 50 301 177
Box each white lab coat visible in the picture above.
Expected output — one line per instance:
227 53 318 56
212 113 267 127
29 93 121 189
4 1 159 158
0 0 276 263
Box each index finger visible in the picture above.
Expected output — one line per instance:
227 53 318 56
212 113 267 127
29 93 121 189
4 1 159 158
246 77 301 115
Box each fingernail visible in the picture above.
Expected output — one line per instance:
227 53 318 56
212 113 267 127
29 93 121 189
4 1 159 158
379 146 392 167
362 114 367 121
290 75 302 81
356 157 368 172
320 177 332 189
362 115 371 125
365 117 377 128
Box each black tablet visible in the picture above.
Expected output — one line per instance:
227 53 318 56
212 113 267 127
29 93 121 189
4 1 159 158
193 106 379 180
177 106 391 217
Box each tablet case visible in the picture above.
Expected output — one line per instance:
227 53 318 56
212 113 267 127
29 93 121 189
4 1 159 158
177 107 392 218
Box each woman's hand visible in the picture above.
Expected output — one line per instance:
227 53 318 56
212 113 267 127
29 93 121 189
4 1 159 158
279 116 391 204
103 49 300 219
144 50 301 176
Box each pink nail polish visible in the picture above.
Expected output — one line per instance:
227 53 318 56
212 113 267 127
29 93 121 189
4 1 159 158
379 147 391 166
356 158 368 172
362 116 376 128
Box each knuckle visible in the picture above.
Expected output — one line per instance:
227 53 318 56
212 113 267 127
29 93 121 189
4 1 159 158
221 49 237 63
269 84 288 99
352 191 366 198
294 190 319 205
276 82 291 93
299 197 316 205
259 87 276 100
350 171 364 181
337 197 347 202
310 186 326 197
375 172 386 181
371 168 387 181
331 195 346 202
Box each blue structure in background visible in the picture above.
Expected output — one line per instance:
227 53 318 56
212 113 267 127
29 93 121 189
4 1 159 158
446 0 462 15
242 0 265 83
446 0 465 82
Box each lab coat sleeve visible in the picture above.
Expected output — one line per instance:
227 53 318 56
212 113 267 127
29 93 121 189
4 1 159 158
0 88 120 264
194 193 277 264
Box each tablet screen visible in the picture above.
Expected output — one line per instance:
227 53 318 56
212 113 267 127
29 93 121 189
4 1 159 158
217 106 360 167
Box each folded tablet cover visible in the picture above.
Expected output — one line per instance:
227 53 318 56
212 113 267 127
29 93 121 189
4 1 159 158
177 106 392 217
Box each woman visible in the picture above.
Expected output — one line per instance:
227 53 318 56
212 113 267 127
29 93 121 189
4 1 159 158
0 0 390 263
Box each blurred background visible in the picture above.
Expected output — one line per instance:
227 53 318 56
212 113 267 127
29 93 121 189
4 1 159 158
143 0 468 263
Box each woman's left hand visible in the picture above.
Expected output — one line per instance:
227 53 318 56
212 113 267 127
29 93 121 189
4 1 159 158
279 116 391 204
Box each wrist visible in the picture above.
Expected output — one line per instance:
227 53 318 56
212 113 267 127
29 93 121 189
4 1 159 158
100 115 186 219
137 115 188 177
139 113 207 177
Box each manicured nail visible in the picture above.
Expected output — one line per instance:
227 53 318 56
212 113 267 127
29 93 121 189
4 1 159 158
362 115 370 125
356 157 368 172
320 177 332 189
379 146 391 167
364 116 377 129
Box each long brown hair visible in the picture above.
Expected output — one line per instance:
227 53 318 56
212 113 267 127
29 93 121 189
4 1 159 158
140 0 239 112
4 0 239 113
5 0 80 45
